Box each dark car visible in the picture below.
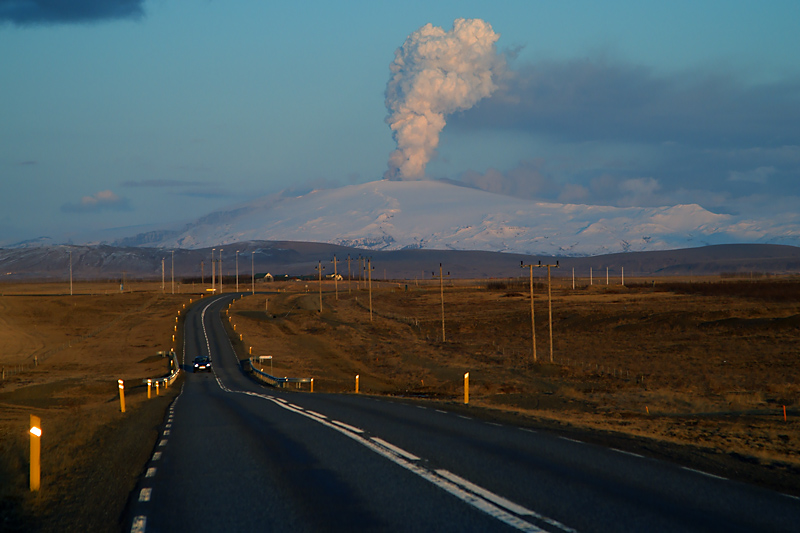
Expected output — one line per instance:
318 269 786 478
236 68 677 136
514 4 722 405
193 356 212 373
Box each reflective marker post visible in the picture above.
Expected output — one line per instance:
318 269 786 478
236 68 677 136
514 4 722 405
464 373 469 405
30 414 41 491
118 380 126 413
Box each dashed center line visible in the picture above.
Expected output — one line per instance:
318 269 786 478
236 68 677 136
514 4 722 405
145 468 156 478
138 488 152 502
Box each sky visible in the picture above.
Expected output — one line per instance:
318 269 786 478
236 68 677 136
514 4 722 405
1 0 798 245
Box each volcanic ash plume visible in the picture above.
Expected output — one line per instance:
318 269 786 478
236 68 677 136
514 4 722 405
384 18 503 180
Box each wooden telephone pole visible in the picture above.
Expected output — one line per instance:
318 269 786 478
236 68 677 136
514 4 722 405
535 260 559 363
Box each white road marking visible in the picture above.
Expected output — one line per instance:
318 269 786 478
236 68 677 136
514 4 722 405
559 436 582 444
152 451 162 461
371 437 421 461
681 466 728 481
331 420 364 434
158 439 168 447
611 448 644 459
305 410 327 419
520 428 537 434
457 415 471 420
436 469 576 532
200 296 574 533
163 430 170 436
130 515 146 533
138 488 152 502
145 467 156 478
435 409 448 414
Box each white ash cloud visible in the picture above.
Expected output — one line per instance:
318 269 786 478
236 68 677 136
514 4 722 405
384 18 504 181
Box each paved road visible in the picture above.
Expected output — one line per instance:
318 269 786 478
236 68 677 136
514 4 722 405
125 294 800 532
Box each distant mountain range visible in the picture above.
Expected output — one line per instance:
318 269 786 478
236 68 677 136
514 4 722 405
2 241 799 282
107 180 800 256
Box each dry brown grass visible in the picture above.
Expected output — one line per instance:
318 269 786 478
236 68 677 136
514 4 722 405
229 277 800 492
0 282 191 532
2 276 799 532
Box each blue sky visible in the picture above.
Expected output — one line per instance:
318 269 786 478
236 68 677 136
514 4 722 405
1 1 798 245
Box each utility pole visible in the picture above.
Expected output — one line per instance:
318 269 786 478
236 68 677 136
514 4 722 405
331 255 340 300
161 258 165 293
432 263 450 342
219 249 223 294
315 261 325 313
357 255 363 290
236 250 239 292
201 261 204 285
251 251 255 295
346 254 352 294
521 261 538 363
368 258 374 321
535 260 559 363
212 248 216 293
171 250 175 295
69 250 73 296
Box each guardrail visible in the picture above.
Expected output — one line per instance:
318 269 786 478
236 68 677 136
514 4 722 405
247 358 313 390
142 350 180 389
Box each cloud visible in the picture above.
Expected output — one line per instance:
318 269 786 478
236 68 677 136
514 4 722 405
458 159 557 198
728 166 776 184
122 179 207 188
445 55 800 215
454 57 800 149
61 190 131 213
0 0 144 25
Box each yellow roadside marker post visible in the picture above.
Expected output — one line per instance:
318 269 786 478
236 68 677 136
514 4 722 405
355 374 360 394
118 380 126 413
155 381 160 396
147 379 152 399
311 379 314 393
464 372 469 405
30 415 41 491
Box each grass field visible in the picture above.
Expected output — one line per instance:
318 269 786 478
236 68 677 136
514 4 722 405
0 282 189 532
1 276 799 530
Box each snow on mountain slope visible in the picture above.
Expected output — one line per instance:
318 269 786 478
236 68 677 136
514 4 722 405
124 180 798 255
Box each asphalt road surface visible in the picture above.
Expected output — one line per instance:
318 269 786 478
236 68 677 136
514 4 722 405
125 293 800 532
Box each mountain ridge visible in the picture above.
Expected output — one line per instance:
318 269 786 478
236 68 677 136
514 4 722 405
105 180 798 256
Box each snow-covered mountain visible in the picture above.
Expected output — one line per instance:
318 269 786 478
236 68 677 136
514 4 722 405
116 180 800 256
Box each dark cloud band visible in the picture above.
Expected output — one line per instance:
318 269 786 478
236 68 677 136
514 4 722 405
0 0 144 25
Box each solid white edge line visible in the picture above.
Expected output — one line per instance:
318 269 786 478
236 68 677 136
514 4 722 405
435 469 578 533
558 436 582 444
130 515 146 533
371 437 421 461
